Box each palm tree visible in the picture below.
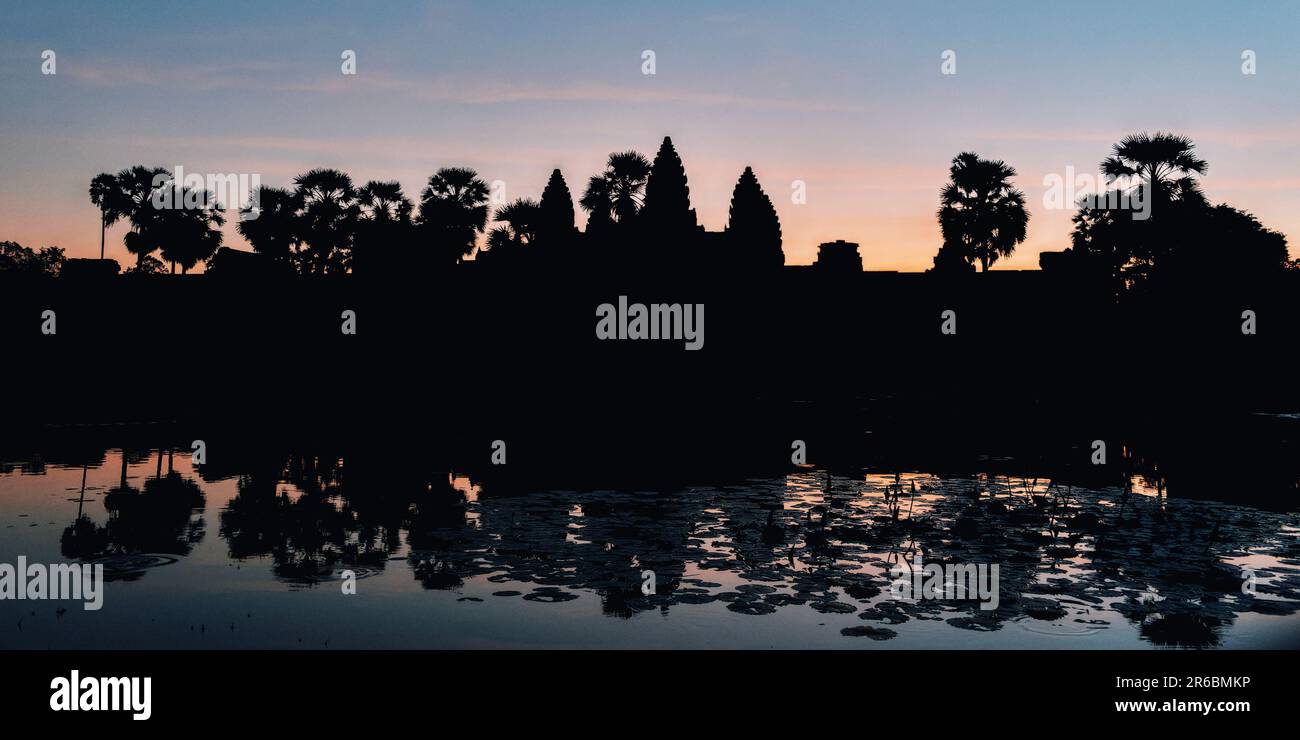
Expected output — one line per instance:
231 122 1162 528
481 198 540 264
155 183 225 273
238 186 300 268
579 151 651 236
604 151 651 223
937 152 1029 272
1075 133 1211 288
355 180 414 275
358 180 413 223
293 168 358 275
418 167 490 264
89 173 125 260
493 198 539 245
1100 132 1208 208
579 174 614 233
114 165 172 269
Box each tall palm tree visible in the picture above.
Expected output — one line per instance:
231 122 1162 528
293 168 358 275
1087 133 1211 287
238 186 300 268
155 184 225 273
418 167 490 264
937 152 1029 272
579 151 651 234
604 151 651 223
114 165 172 269
89 173 125 260
1100 132 1207 207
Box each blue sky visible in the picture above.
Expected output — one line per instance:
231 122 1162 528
3 0 1298 268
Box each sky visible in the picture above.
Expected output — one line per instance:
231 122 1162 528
2 0 1298 270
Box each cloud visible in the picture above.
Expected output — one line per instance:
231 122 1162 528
971 125 1300 148
61 60 284 91
283 73 869 111
55 55 866 112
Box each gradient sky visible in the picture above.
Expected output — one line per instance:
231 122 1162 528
2 1 1298 269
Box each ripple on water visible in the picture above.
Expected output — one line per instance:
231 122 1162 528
87 553 180 580
1016 615 1107 637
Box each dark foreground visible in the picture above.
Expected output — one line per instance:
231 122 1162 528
1 270 1297 724
0 649 1287 726
2 448 1297 650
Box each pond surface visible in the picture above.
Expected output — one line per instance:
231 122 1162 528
2 449 1298 649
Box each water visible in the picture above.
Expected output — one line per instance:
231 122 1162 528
2 449 1298 649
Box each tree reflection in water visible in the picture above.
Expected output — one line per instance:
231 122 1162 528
23 438 1299 648
205 450 1300 647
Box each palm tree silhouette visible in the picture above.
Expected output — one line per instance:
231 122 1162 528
237 186 300 268
580 175 614 233
293 168 358 275
358 180 413 223
88 173 125 260
580 151 651 230
493 198 539 243
418 167 490 265
1101 132 1208 207
154 183 225 273
112 165 171 269
355 180 414 276
1070 133 1212 290
605 151 651 224
937 152 1029 272
482 198 540 263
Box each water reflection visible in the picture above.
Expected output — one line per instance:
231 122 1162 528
3 439 1298 649
58 448 205 580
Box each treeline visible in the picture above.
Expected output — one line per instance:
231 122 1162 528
0 241 65 275
87 166 225 274
2 131 1292 291
75 136 783 277
931 132 1293 298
